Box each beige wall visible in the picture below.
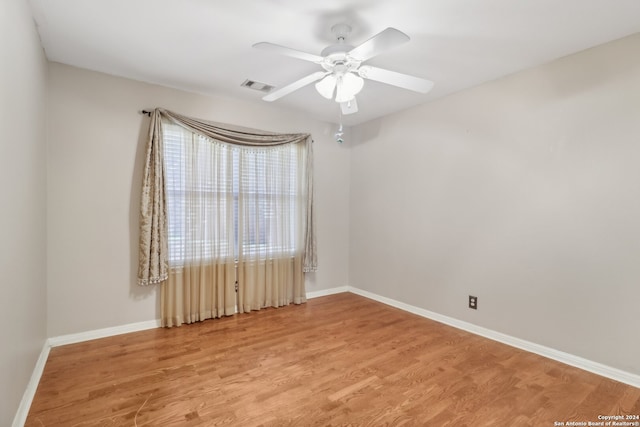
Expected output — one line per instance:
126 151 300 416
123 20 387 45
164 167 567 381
350 33 640 375
46 63 350 337
0 0 48 424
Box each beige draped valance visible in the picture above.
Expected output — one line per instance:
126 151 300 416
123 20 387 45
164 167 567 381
137 108 318 286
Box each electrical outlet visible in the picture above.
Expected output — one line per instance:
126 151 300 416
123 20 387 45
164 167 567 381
469 295 478 310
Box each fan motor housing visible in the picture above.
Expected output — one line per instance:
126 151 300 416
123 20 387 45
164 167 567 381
321 43 354 57
321 46 361 73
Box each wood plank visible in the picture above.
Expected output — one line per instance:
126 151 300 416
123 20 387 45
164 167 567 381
26 293 639 426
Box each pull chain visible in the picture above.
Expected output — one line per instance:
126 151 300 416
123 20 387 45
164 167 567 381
335 108 345 144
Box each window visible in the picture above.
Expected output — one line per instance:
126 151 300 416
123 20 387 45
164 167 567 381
162 122 304 267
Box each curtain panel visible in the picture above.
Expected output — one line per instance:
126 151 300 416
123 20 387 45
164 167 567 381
137 111 169 286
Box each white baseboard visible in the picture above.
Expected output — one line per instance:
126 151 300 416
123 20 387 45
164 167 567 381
46 289 347 349
12 341 50 427
40 289 344 349
347 286 640 389
48 319 161 348
306 286 349 299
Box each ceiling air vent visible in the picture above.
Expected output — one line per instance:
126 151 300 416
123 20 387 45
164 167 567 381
241 79 274 93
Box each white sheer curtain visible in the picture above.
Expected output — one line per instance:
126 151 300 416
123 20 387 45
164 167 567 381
237 144 306 312
161 123 237 326
158 119 307 327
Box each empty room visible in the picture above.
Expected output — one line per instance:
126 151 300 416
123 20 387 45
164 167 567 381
2 0 640 425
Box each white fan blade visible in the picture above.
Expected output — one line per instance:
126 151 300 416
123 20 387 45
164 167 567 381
253 42 324 64
263 71 328 102
358 65 434 93
348 28 409 61
340 98 358 115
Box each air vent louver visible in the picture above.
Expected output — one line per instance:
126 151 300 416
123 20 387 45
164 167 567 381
241 79 274 93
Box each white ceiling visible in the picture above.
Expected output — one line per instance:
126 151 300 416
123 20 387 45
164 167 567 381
29 0 640 126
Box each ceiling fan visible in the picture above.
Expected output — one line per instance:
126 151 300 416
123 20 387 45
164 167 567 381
253 24 434 115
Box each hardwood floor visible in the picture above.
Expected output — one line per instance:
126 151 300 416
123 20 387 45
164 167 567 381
27 293 639 426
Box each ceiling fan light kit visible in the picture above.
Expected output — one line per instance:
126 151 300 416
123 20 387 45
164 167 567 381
335 72 365 103
314 74 337 99
253 24 434 116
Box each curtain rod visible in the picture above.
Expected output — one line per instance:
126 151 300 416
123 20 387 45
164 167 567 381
138 109 314 143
